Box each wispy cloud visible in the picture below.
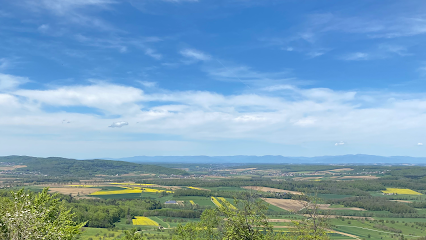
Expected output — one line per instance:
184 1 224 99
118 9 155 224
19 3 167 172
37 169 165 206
180 49 211 61
0 73 29 91
24 0 117 30
28 0 117 15
378 44 410 56
341 52 369 61
138 81 157 88
109 121 129 128
0 58 11 70
418 63 426 76
145 48 162 60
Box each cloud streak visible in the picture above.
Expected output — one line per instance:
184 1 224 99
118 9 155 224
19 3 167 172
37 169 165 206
109 121 129 128
180 49 211 61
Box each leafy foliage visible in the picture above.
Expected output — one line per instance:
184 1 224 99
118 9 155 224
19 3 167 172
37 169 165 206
0 188 85 240
174 192 329 240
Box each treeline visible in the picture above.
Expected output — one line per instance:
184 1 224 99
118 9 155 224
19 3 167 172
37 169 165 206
140 178 385 196
0 156 188 176
54 195 202 228
142 209 201 218
328 196 416 214
173 189 284 199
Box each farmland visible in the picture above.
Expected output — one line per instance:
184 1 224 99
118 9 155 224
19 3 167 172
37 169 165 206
4 158 426 239
382 188 422 195
132 216 159 226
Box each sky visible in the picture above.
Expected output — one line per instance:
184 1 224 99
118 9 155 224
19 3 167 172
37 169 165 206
1 0 426 158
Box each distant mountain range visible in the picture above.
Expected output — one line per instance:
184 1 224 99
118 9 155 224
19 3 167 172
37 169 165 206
112 154 426 165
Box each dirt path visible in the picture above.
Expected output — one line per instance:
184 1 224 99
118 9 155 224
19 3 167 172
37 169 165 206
328 229 360 239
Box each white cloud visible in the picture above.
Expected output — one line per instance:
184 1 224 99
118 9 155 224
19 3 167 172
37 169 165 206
138 81 157 88
0 58 10 70
37 24 50 32
3 73 426 156
145 48 162 60
180 49 211 61
30 0 116 15
0 73 29 91
341 52 369 61
378 44 410 56
25 0 117 30
14 83 144 115
109 121 128 128
418 143 423 146
418 64 426 76
335 141 345 146
306 49 329 58
306 13 426 39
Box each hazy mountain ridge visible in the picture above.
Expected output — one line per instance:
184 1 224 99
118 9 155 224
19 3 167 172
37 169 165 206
114 154 426 165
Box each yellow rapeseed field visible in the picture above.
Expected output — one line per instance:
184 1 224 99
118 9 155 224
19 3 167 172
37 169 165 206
218 197 237 210
91 187 173 195
110 183 154 186
187 186 204 190
132 216 159 226
189 200 196 205
382 188 422 195
211 197 223 208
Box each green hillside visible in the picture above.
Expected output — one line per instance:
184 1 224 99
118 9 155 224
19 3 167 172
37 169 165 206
0 156 188 176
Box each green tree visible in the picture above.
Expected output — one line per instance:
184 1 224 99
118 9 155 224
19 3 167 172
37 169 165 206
0 188 85 240
122 229 146 240
174 192 330 240
174 193 276 240
293 193 330 240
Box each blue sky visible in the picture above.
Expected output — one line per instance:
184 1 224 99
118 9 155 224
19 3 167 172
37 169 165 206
1 0 426 158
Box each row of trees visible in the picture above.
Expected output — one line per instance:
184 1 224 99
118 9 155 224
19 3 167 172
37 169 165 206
328 196 417 214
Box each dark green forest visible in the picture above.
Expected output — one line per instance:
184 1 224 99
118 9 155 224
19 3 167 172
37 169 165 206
0 156 188 176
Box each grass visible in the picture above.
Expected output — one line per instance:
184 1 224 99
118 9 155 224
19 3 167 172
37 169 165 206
79 227 124 240
330 218 426 239
316 194 353 199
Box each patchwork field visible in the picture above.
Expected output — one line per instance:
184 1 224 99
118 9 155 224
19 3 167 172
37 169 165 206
91 187 173 195
48 187 101 197
339 176 380 180
0 165 27 171
243 186 303 195
262 198 305 212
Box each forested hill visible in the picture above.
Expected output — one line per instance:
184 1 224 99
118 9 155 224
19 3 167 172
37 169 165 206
0 156 188 176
